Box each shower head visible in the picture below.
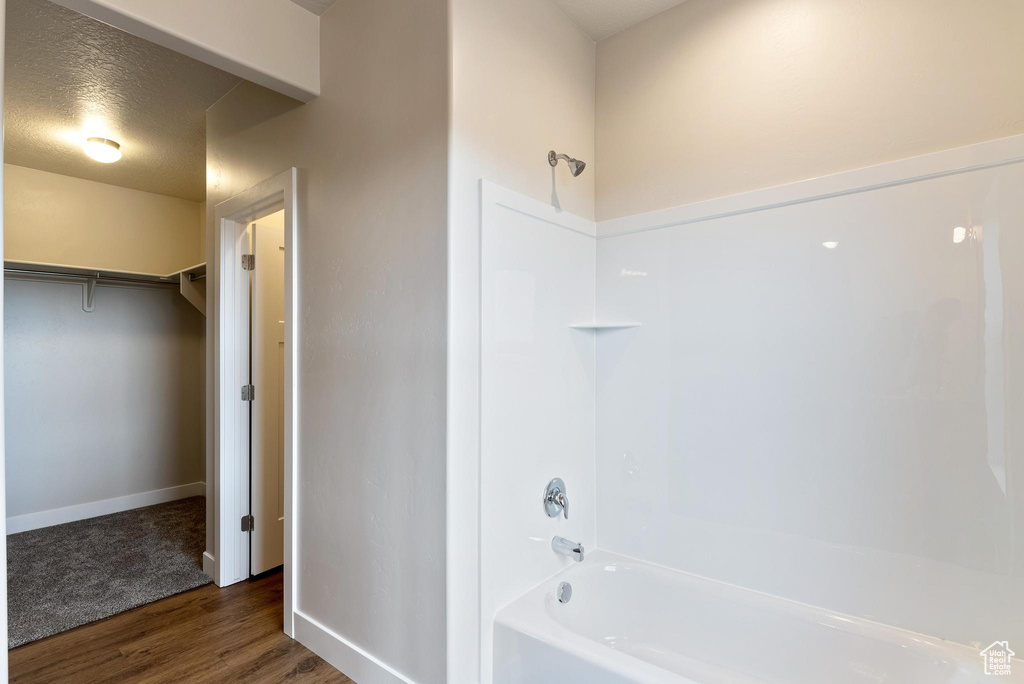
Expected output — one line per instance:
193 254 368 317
548 150 587 177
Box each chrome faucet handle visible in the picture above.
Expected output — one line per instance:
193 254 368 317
544 477 569 519
555 491 568 519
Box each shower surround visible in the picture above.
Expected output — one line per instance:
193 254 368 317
478 134 1024 682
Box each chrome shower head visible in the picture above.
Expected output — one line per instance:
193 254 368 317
548 150 587 177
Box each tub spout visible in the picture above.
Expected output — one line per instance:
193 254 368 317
552 536 584 562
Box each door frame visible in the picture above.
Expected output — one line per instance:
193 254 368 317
211 168 299 636
0 0 9 676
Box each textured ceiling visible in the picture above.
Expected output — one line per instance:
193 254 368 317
551 0 688 41
4 0 241 201
289 0 339 16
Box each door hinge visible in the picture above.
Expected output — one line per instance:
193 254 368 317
241 384 255 401
242 253 255 270
241 514 254 532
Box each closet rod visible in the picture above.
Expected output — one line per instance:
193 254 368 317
3 268 176 286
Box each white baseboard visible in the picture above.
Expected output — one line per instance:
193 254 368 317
203 551 217 581
6 481 206 534
293 610 417 684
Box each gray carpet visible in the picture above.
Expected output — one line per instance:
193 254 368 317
7 496 211 648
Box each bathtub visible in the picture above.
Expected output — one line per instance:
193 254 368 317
493 550 1017 683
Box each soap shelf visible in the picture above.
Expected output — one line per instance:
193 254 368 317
568 322 641 330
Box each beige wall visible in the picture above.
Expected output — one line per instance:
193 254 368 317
4 164 203 273
447 1 595 680
5 279 205 519
595 0 1024 220
206 0 448 681
451 0 596 222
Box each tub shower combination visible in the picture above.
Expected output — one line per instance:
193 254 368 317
480 138 1024 683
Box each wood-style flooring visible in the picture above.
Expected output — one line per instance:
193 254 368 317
9 570 353 683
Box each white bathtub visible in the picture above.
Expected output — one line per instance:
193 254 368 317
494 551 1017 683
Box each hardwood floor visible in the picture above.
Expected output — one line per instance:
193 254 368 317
9 570 353 683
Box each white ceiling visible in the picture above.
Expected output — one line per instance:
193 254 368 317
291 0 685 39
4 0 242 201
551 0 687 41
289 0 339 16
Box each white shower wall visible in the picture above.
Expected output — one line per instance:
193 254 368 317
479 182 598 681
594 142 1024 648
477 136 1024 680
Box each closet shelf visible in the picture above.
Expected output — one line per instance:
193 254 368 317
4 259 205 285
568 321 641 330
4 260 207 315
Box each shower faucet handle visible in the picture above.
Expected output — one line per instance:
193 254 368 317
544 478 569 519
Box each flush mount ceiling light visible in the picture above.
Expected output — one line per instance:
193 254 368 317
822 241 839 249
83 137 122 163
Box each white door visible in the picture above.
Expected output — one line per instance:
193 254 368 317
250 213 286 575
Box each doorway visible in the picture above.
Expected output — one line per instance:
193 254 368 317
211 168 299 635
2 0 242 650
246 211 286 576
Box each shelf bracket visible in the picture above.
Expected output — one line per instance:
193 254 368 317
82 277 97 313
179 271 206 316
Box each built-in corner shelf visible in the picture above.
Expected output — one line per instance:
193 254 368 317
568 321 641 330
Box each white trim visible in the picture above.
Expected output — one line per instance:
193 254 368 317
202 551 217 578
597 132 1024 238
282 170 299 638
5 482 206 535
293 611 418 684
211 168 299 641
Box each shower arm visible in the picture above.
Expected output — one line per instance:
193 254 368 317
548 151 572 166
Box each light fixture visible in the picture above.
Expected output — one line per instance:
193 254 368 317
822 241 839 249
952 226 966 244
83 137 122 163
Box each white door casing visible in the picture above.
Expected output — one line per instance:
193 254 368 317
212 168 299 637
